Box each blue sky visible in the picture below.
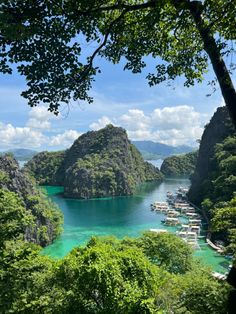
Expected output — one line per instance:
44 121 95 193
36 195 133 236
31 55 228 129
0 54 225 151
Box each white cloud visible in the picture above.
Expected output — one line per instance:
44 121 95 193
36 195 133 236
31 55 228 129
119 109 150 131
0 123 46 149
89 116 113 130
26 106 58 130
89 105 207 146
49 130 82 147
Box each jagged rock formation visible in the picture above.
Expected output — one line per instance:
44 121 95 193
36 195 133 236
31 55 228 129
188 106 235 206
26 125 163 198
0 154 63 246
160 151 198 177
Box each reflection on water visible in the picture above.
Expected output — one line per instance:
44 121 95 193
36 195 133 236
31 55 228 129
42 179 230 273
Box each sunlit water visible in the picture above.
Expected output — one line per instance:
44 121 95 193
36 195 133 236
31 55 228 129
41 178 230 273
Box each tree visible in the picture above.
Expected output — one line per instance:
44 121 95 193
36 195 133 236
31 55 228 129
0 0 235 124
211 196 236 257
130 231 193 274
0 189 34 247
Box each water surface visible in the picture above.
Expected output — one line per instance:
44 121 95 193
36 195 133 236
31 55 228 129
42 179 229 273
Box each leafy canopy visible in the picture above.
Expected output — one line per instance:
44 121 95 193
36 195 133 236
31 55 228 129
0 0 235 114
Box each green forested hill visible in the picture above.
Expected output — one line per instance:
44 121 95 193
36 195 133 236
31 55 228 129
24 150 65 185
132 140 194 159
0 154 62 246
25 125 163 199
160 151 198 177
188 107 235 206
188 106 236 255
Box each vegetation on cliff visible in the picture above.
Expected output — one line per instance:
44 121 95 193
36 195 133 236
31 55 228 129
188 107 236 256
161 151 198 177
24 151 65 185
0 154 63 246
26 125 163 199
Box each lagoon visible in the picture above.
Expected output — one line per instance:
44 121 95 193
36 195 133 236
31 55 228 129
42 178 229 273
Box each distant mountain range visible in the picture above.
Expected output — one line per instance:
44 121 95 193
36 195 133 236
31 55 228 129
0 148 38 161
0 141 194 162
132 141 195 159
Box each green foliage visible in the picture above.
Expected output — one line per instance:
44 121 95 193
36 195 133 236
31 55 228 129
0 234 229 313
0 1 235 117
27 125 163 198
161 151 198 177
0 189 34 247
198 136 236 207
0 154 63 246
121 232 192 275
0 169 10 183
64 127 163 198
24 150 65 185
25 191 63 246
138 232 193 274
211 196 236 257
155 266 229 314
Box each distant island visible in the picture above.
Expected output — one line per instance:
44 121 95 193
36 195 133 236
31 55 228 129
132 140 195 160
25 125 163 199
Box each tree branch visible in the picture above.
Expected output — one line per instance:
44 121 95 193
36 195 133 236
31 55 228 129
75 0 157 16
76 10 127 84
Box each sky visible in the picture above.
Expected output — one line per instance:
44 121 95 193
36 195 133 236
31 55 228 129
0 53 226 152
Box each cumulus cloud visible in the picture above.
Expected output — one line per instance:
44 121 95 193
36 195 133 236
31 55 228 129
26 106 58 130
0 106 82 150
119 109 150 131
0 123 46 148
89 116 113 131
49 130 82 147
89 105 207 146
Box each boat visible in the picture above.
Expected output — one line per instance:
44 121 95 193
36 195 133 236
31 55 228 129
185 212 200 219
189 219 202 226
150 229 168 233
166 210 180 217
162 217 180 226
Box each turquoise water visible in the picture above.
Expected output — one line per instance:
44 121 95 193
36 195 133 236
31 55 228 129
42 179 230 273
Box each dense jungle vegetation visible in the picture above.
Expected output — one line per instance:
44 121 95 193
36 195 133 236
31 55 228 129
161 151 198 177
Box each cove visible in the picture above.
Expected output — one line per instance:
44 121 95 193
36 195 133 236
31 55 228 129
42 178 230 273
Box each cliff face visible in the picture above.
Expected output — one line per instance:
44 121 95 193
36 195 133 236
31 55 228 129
0 154 62 246
188 106 235 205
160 151 198 177
26 125 163 199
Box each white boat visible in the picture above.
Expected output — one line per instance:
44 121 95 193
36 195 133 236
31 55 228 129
189 219 202 226
150 229 168 233
166 210 180 217
162 217 180 226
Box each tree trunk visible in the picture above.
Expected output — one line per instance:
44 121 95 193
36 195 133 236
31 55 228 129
187 1 236 127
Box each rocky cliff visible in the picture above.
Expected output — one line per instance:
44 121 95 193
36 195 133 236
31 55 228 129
188 106 235 206
0 154 63 246
161 151 198 177
26 125 163 198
